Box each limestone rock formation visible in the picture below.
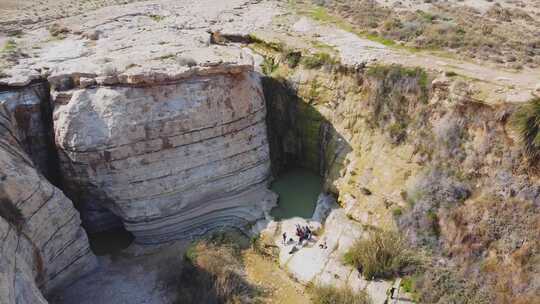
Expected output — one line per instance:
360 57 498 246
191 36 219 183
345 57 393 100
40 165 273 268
0 97 97 302
0 0 280 244
53 69 276 243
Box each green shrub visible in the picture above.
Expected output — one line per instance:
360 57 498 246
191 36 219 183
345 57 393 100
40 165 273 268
301 52 339 69
248 34 285 52
149 14 165 22
400 276 414 293
366 64 428 90
388 121 407 144
0 198 24 231
343 229 419 279
309 285 371 304
2 40 17 53
261 56 278 75
510 98 540 165
284 50 302 68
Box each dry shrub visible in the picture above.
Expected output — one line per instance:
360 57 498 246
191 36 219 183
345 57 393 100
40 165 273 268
309 285 371 304
344 229 419 279
178 235 261 304
313 1 540 66
414 266 491 304
48 23 69 37
510 98 540 166
437 195 540 303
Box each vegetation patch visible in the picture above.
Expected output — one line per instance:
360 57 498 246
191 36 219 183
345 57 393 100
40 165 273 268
248 34 285 53
2 40 17 54
308 285 371 304
343 229 419 280
413 266 491 304
306 0 540 67
364 64 430 144
510 97 540 165
178 232 262 304
261 56 279 75
148 14 165 22
300 52 340 69
366 64 428 90
48 23 69 37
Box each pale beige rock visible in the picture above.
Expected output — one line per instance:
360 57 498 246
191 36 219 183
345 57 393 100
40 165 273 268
0 99 97 303
53 69 276 242
261 194 393 303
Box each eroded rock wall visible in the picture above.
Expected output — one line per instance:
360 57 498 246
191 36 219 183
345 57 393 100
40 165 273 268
261 56 540 302
0 93 97 303
52 68 276 244
0 83 59 183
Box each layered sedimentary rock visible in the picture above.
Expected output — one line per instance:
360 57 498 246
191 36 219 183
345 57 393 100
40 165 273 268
0 95 97 302
52 68 276 243
0 0 280 244
0 83 59 182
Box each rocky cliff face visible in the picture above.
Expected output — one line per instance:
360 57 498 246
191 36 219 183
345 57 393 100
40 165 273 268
0 0 281 246
259 46 540 302
52 68 276 243
0 92 97 302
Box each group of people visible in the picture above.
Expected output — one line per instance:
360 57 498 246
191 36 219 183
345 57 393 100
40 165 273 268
295 224 312 245
282 223 327 254
281 224 313 246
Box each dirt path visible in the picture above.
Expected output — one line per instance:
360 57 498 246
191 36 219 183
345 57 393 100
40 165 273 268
244 250 312 304
262 2 540 105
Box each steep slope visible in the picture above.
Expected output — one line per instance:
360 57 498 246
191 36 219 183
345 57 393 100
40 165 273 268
0 90 97 302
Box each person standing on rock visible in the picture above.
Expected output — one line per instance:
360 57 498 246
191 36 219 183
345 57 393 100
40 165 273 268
282 232 287 244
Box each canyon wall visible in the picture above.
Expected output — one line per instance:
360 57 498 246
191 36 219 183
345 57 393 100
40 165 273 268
50 68 276 244
260 51 540 302
0 88 97 302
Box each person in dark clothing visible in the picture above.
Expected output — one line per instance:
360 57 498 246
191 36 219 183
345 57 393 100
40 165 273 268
389 287 396 299
305 226 312 240
282 232 287 244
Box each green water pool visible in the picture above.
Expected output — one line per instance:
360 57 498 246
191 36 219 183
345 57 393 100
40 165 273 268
270 168 322 220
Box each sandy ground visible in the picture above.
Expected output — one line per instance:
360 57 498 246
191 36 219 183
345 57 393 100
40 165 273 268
48 235 311 304
244 250 312 304
48 241 190 304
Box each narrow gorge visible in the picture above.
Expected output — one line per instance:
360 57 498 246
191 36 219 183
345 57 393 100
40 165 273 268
1 0 539 303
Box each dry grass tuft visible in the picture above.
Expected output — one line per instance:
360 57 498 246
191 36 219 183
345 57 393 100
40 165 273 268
309 285 371 304
178 233 262 304
510 98 540 165
343 229 419 279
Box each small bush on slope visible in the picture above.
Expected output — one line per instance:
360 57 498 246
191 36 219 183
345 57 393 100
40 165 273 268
511 98 540 165
178 234 261 304
300 52 340 69
309 285 371 304
343 229 419 279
